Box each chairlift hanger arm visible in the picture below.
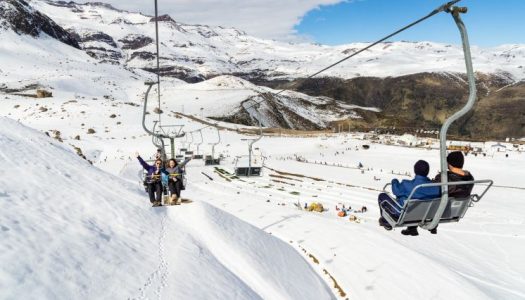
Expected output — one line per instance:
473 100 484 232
208 126 221 146
426 5 477 231
143 83 167 139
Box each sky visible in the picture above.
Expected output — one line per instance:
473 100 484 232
93 0 524 47
295 0 525 47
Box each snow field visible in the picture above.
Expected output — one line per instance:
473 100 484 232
0 117 334 299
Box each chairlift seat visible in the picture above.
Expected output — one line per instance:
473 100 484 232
235 167 262 176
205 155 221 165
193 154 204 159
381 196 472 228
179 148 187 152
380 179 492 229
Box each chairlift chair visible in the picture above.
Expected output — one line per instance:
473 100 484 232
378 5 493 230
192 130 204 159
380 180 493 229
205 127 222 165
235 100 263 176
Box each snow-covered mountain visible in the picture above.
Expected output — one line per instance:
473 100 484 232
2 0 524 138
0 0 379 132
0 0 79 48
26 0 525 82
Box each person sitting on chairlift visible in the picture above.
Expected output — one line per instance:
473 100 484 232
165 157 192 204
433 151 474 197
136 152 167 207
154 148 162 160
409 151 474 235
378 160 440 235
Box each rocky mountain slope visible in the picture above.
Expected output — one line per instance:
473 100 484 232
288 72 525 139
0 0 79 48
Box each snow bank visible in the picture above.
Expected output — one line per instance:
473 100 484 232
0 117 333 299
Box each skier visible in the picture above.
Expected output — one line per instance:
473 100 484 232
165 157 192 204
136 152 167 206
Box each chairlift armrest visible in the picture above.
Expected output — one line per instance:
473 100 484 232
405 179 494 202
381 183 397 199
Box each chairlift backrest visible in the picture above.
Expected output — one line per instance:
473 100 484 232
380 179 493 228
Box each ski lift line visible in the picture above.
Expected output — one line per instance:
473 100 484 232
239 0 462 113
154 0 161 125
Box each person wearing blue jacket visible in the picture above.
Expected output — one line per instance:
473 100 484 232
378 160 440 236
136 152 168 206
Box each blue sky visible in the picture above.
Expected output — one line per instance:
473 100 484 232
295 0 525 46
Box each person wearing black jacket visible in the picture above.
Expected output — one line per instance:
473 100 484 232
421 151 474 235
434 151 474 198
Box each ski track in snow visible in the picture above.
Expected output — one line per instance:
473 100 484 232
131 212 168 300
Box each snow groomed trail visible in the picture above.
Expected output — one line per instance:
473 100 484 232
0 118 334 300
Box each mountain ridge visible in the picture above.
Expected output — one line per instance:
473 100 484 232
24 0 525 83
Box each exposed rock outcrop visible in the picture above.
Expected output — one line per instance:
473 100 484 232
0 0 80 48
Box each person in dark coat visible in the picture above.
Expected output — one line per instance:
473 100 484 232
136 152 167 206
378 160 440 235
426 151 475 235
434 151 474 197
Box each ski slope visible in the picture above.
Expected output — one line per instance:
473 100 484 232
0 117 334 300
178 125 525 300
2 69 525 298
2 3 525 298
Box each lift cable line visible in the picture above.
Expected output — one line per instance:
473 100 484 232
141 0 186 159
184 0 462 135
242 0 461 112
154 0 161 125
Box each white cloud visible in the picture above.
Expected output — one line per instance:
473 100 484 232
91 0 348 40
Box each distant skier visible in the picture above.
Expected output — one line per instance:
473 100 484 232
377 160 440 236
136 152 167 206
165 157 192 204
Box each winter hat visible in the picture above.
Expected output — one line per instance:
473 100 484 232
447 151 464 168
414 160 430 177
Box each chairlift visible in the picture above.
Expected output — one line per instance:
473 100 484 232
379 5 493 231
192 130 204 159
205 126 222 165
235 101 263 177
142 82 185 159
